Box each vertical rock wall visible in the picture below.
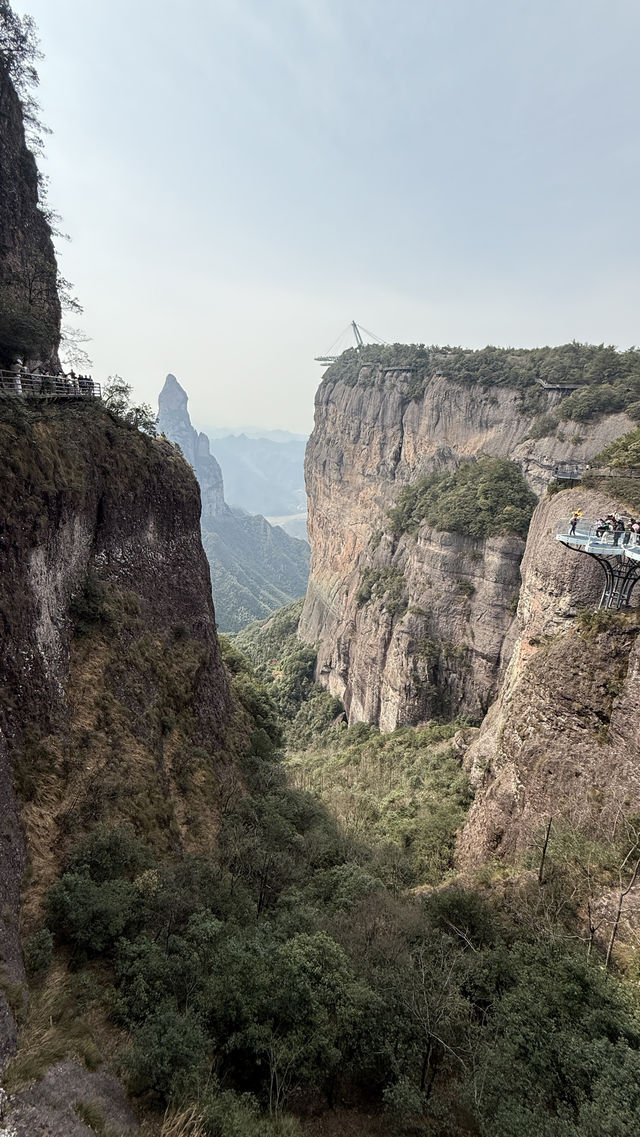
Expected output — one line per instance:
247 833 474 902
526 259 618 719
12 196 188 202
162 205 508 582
158 373 227 522
0 401 232 1071
0 59 61 368
300 367 633 729
458 489 640 866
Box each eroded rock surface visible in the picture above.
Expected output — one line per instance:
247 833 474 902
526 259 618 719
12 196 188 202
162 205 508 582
6 1060 138 1137
300 367 631 728
0 59 61 369
458 488 640 866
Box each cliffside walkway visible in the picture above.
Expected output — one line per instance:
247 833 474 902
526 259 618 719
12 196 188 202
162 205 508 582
0 371 101 399
556 518 640 609
536 378 580 390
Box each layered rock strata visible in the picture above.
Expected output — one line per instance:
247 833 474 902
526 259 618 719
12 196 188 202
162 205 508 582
305 526 523 731
300 366 632 728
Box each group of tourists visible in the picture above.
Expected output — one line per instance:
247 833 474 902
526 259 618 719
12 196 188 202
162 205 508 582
568 510 640 545
2 359 94 396
594 514 640 546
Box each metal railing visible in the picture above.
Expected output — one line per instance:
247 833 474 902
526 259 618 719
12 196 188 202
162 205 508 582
556 518 640 608
0 370 101 399
535 377 580 390
557 518 640 551
553 461 589 480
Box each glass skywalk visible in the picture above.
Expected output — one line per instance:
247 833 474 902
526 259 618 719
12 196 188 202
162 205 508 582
556 518 640 609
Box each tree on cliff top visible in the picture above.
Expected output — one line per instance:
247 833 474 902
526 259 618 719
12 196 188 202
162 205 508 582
104 376 157 437
0 2 87 368
0 1 48 153
0 1 39 88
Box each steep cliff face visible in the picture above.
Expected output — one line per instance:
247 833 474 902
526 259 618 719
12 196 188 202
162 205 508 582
457 488 640 868
300 365 632 728
304 525 523 731
0 59 60 368
158 374 310 633
0 398 231 1102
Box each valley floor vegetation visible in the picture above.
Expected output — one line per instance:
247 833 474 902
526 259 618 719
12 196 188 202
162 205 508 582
9 595 640 1137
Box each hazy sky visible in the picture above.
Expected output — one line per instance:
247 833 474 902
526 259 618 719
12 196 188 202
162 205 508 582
21 0 640 434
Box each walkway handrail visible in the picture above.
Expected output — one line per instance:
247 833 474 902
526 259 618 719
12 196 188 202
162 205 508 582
553 461 589 480
535 378 580 390
0 371 101 399
556 518 640 609
557 518 640 548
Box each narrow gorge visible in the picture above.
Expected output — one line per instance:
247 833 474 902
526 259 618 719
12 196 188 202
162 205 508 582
158 373 310 633
3 6 640 1132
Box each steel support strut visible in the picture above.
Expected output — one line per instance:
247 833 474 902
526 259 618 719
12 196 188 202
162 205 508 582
557 542 640 610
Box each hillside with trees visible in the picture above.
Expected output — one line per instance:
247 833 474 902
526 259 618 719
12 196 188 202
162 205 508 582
3 3 640 1135
322 342 640 424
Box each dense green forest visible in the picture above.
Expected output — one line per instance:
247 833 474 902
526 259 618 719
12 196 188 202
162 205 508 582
12 594 640 1137
201 511 309 635
592 427 640 471
230 604 640 1136
386 458 537 541
322 342 640 424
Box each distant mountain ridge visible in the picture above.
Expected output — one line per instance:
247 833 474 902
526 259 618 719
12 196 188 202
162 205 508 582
209 433 307 517
204 426 308 443
157 375 309 633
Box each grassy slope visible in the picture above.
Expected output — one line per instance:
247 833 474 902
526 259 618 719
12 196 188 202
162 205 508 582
236 603 475 887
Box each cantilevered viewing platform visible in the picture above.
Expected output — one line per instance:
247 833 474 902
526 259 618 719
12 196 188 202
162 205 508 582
0 370 101 399
556 519 640 609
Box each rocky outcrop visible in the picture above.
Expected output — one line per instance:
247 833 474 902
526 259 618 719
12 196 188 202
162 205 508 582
457 488 640 867
8 1060 138 1137
0 399 232 1079
0 59 60 369
158 373 226 521
300 365 633 728
304 526 523 731
157 374 310 633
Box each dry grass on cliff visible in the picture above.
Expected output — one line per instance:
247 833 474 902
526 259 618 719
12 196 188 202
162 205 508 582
576 603 640 641
3 962 110 1093
157 1106 208 1137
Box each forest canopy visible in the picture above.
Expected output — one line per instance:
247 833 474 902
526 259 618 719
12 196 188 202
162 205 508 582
387 457 538 541
322 342 640 423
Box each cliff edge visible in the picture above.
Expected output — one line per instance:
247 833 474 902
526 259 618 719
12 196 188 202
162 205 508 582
300 359 632 729
458 487 640 867
0 396 232 1133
